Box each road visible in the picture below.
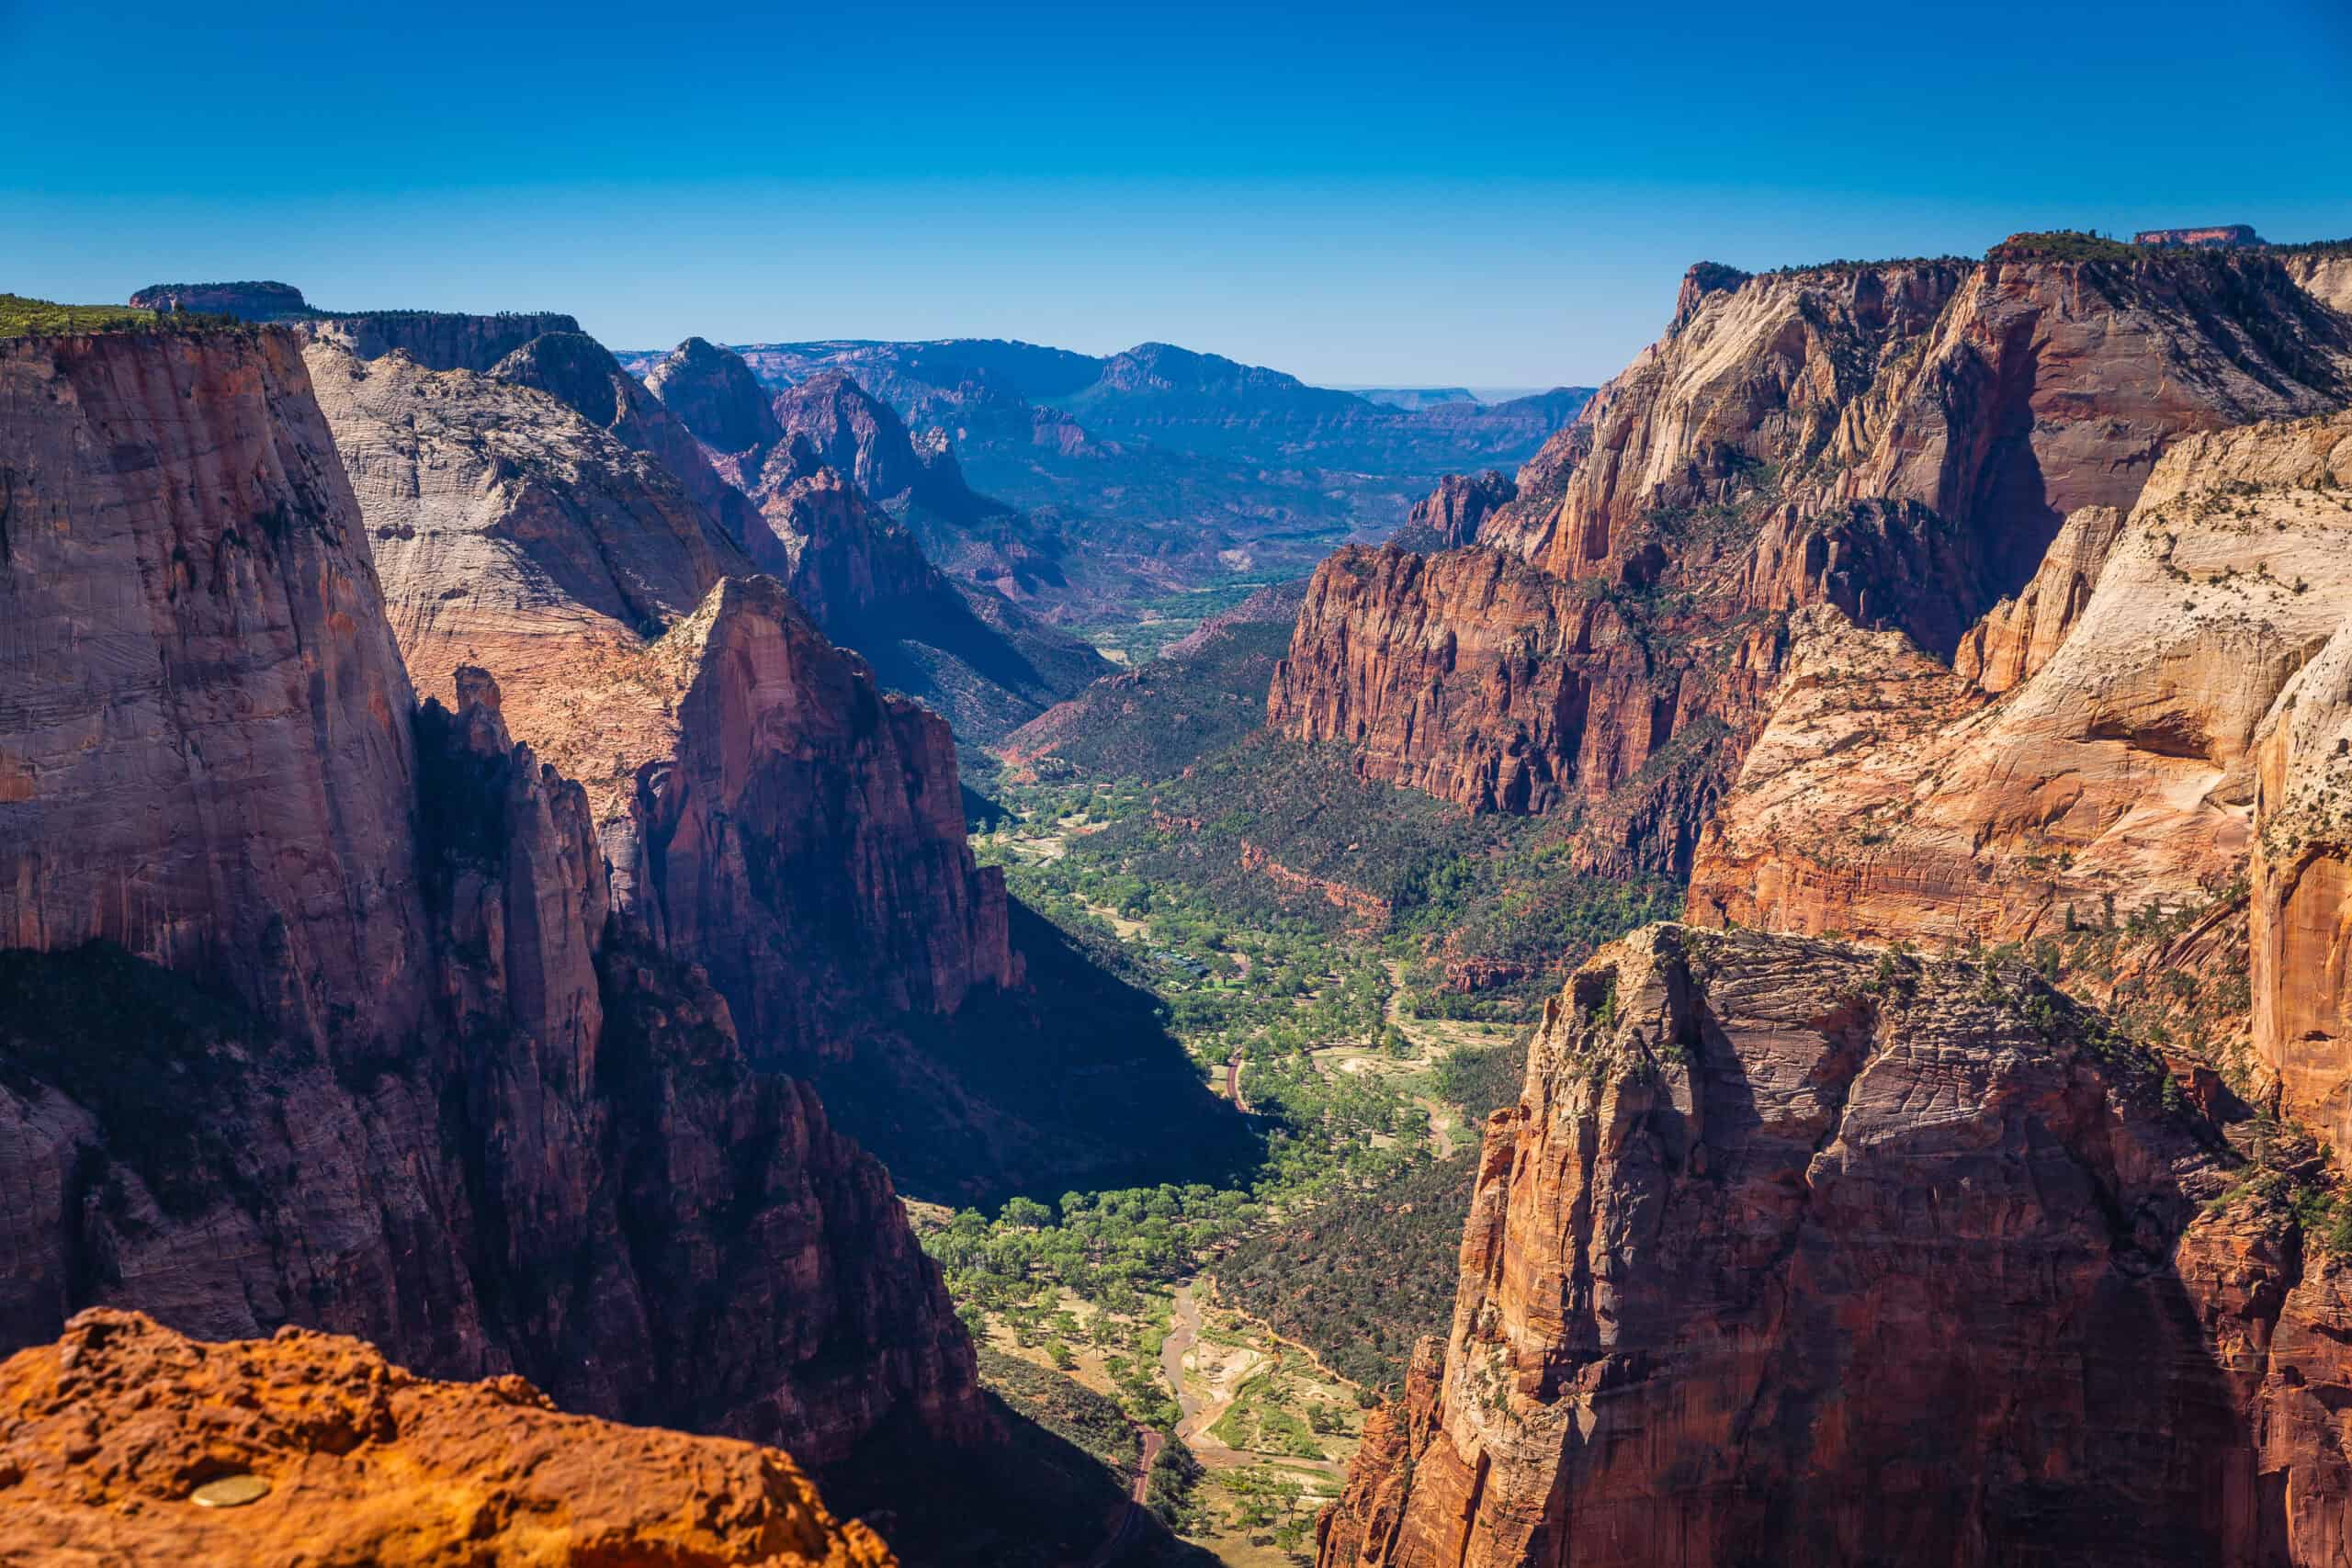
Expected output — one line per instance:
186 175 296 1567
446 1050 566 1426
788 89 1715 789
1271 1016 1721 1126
1083 1418 1165 1568
1225 1052 1249 1112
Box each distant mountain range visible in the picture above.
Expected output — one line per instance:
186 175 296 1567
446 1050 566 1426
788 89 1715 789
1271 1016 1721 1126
615 334 1591 622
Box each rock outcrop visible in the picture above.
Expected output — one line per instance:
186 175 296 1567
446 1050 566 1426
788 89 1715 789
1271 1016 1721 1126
0 1309 896 1567
302 338 745 810
648 333 788 459
0 326 431 1055
1317 925 2352 1568
1392 468 1515 551
2253 577 2352 1162
1269 545 1751 825
492 327 767 547
605 574 1020 1045
0 323 985 1485
2136 224 2265 248
1271 243 2352 874
1690 410 2352 947
302 309 582 372
2286 250 2352 315
127 280 313 321
1951 503 2126 691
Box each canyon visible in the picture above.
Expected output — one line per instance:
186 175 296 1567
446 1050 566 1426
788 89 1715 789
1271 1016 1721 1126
617 333 1594 622
1268 240 2352 879
1300 236 2352 1567
1316 925 2352 1568
0 323 982 1473
19 224 2352 1568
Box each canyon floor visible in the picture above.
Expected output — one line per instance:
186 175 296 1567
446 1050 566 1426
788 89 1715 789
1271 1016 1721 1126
915 787 1526 1564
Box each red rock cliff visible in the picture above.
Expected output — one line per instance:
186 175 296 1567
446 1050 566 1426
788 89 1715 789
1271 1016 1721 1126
302 338 1022 1067
1270 248 2352 874
1318 925 2352 1568
0 324 985 1482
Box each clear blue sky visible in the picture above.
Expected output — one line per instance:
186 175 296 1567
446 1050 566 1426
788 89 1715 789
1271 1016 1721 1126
4 0 2346 384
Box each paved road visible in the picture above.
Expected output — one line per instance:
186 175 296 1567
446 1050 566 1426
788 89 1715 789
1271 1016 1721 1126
1084 1421 1165 1568
1226 1053 1249 1112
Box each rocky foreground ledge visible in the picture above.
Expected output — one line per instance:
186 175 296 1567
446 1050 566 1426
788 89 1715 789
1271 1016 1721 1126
0 1310 895 1566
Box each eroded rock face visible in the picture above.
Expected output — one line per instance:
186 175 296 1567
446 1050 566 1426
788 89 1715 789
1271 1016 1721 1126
1266 542 1786 873
1272 248 2352 873
0 1309 896 1567
303 339 746 816
649 333 788 461
611 575 1019 1049
0 326 986 1484
1271 546 1638 818
1393 468 1516 551
2253 593 2352 1161
1952 504 2126 691
492 327 766 547
2287 252 2352 316
1317 925 2352 1568
300 309 582 371
0 327 431 1058
128 280 311 321
1690 411 2352 947
1478 259 1972 579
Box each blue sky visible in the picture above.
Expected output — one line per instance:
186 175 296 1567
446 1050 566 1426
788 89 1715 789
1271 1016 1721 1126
3 0 2346 384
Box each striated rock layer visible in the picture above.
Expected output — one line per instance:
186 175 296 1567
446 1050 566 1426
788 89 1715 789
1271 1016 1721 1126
641 337 1112 739
1318 925 2352 1568
300 308 582 372
0 325 983 1481
0 1309 895 1567
301 337 1023 1060
1271 244 2352 874
1690 410 2352 949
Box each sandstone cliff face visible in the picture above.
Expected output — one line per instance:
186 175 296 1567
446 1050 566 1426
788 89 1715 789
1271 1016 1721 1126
301 309 582 371
0 1309 895 1567
492 327 766 547
610 575 1020 1048
1951 503 2125 691
1827 246 2350 583
0 325 986 1483
648 333 787 458
1478 258 1971 579
2252 583 2352 1163
128 280 311 321
1690 411 2352 947
2286 252 2352 316
1275 246 2352 874
1393 468 1515 551
302 339 746 814
1271 546 1675 818
0 327 431 1058
1318 925 2352 1568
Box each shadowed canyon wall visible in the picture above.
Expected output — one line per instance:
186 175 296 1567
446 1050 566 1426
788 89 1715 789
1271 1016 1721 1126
0 324 984 1483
